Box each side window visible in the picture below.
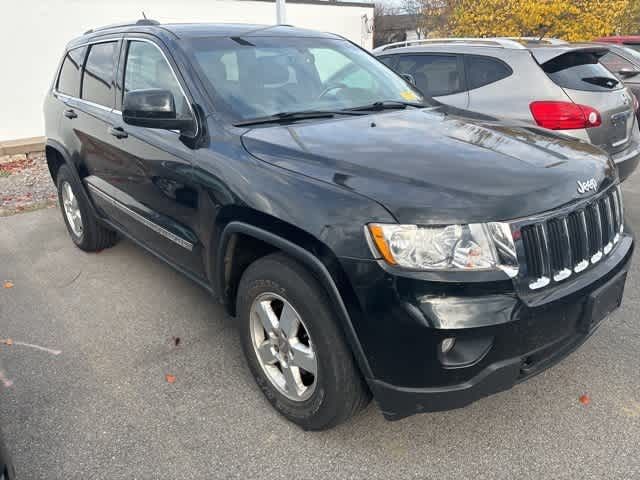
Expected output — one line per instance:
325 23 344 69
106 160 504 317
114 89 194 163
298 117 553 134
82 42 117 108
394 54 463 97
342 70 375 89
124 41 191 120
377 55 398 70
600 52 636 75
466 55 512 90
334 66 377 90
57 47 86 97
309 48 351 82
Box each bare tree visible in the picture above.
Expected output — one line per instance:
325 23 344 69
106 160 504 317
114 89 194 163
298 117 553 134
374 3 405 47
400 0 425 39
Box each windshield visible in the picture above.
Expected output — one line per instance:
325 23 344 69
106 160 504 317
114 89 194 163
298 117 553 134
184 36 427 122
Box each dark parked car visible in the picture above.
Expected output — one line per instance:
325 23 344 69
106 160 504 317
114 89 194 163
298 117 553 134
595 35 640 52
44 21 633 430
598 43 640 110
0 434 15 479
374 38 640 181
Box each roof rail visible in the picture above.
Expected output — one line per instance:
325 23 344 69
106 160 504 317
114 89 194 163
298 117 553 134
496 36 569 46
373 37 528 52
84 18 160 35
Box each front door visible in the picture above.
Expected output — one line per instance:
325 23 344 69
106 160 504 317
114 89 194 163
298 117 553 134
86 37 205 279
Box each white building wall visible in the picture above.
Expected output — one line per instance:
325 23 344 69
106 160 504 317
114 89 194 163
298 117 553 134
0 0 374 141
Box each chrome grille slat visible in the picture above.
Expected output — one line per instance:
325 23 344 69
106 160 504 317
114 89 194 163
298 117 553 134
520 187 623 290
611 190 621 233
590 203 603 263
576 209 590 272
603 196 614 254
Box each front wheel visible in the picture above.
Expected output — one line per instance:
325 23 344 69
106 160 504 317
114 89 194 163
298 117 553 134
237 253 370 430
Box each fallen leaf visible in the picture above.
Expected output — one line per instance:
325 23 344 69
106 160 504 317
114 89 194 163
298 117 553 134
165 374 176 384
579 394 590 405
3 281 13 289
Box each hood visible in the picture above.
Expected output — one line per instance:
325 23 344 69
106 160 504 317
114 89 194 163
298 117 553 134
240 106 616 224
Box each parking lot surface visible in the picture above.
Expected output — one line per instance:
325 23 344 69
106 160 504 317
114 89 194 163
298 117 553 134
1 176 640 479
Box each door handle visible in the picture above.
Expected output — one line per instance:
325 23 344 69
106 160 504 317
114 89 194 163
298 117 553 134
63 109 77 119
108 126 128 139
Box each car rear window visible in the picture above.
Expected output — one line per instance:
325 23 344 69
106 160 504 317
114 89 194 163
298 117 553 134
57 47 86 97
542 51 622 92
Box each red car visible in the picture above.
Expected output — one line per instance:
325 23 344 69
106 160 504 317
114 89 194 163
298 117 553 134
595 36 640 52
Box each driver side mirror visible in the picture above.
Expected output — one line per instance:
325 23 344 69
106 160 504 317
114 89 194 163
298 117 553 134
400 73 416 86
123 89 194 134
618 67 640 79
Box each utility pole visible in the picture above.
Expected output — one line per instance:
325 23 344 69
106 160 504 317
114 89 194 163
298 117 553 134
276 0 287 24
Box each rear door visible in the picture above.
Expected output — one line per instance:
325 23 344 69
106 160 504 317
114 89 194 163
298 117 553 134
539 48 635 155
385 54 469 108
464 55 516 114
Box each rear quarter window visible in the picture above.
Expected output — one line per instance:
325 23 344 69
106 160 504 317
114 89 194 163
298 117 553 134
465 55 513 90
542 51 622 92
57 47 86 97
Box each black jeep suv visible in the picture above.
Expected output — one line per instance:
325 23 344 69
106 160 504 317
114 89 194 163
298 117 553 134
44 21 633 430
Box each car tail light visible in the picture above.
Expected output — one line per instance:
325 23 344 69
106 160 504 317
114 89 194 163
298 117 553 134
530 101 602 130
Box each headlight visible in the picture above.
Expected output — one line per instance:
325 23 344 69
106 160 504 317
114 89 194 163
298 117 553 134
366 223 518 276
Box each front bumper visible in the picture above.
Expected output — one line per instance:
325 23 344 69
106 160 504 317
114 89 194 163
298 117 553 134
339 232 633 421
612 143 640 182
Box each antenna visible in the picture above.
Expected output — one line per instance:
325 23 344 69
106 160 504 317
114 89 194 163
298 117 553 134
142 11 147 19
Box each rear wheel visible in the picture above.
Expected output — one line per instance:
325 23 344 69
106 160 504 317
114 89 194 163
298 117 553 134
237 252 370 430
56 165 117 251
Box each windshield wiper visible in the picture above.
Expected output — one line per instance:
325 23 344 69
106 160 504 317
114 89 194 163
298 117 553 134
234 110 365 127
345 100 427 112
581 76 620 89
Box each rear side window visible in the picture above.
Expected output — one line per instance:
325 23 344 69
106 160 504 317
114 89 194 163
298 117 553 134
394 54 463 97
542 51 622 92
377 55 398 69
82 42 117 107
466 55 512 90
600 52 636 74
57 47 86 97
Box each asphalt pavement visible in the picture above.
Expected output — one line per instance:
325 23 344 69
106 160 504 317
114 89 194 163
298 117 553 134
1 177 640 479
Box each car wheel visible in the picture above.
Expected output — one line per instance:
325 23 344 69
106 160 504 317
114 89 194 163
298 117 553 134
56 165 117 252
237 252 370 430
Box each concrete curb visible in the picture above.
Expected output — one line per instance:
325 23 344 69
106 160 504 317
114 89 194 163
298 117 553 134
0 137 46 156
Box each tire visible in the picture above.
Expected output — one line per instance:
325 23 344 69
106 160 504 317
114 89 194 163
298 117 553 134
56 165 118 252
237 252 370 430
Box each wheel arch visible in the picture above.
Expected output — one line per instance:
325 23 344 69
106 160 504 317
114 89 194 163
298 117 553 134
45 139 99 218
215 217 374 379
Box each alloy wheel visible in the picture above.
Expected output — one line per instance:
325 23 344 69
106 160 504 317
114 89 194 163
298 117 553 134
250 292 318 401
61 181 83 238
